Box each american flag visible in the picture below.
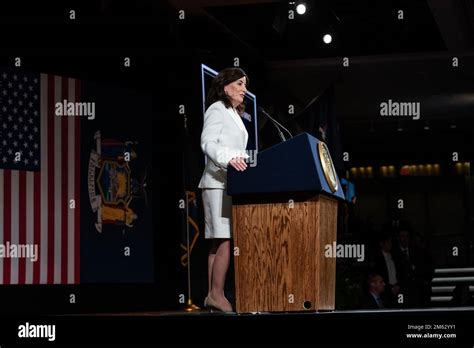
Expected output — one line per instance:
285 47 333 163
0 69 80 284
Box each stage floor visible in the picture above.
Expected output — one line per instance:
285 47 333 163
47 306 474 343
71 306 474 316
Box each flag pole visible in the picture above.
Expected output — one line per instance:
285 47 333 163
184 192 200 312
182 113 200 312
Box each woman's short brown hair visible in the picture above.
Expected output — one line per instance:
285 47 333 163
205 67 249 115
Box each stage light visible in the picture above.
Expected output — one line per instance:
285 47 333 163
418 164 425 176
388 165 395 177
350 167 357 178
296 3 306 15
366 166 374 177
323 33 332 44
400 165 410 176
426 164 433 175
397 121 403 132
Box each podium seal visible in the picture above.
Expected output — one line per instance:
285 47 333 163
317 142 338 192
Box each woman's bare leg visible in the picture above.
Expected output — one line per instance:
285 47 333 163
207 238 232 311
207 243 217 300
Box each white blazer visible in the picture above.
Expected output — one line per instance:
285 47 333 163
198 100 249 189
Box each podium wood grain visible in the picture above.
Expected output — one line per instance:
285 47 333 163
232 195 337 313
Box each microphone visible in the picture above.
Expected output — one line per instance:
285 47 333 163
258 107 293 142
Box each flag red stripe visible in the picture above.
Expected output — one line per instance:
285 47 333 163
3 170 11 284
47 74 55 284
74 80 81 284
1 73 81 284
61 77 68 284
18 171 27 284
33 172 41 284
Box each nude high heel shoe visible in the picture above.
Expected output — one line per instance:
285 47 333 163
206 295 233 313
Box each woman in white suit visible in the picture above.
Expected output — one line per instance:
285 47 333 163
199 68 249 312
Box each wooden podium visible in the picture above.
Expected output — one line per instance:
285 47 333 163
227 133 345 313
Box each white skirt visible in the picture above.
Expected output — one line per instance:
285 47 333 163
202 188 232 239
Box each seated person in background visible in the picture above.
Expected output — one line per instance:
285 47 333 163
362 273 387 309
450 285 474 307
393 225 434 308
374 233 401 307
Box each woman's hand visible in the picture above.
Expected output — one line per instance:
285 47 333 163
228 157 247 171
